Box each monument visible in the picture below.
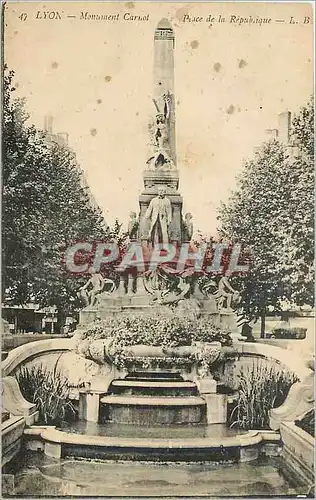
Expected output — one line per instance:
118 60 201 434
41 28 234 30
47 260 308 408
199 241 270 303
78 18 193 320
78 18 241 332
139 18 184 245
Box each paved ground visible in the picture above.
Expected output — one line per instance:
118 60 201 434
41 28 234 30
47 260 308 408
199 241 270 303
4 451 307 497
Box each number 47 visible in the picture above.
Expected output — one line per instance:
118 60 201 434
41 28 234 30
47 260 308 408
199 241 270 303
19 12 27 21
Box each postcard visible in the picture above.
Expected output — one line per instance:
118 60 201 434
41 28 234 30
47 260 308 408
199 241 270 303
2 1 314 498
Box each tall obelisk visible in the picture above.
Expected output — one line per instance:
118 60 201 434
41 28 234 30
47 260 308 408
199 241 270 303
153 18 176 166
138 19 183 245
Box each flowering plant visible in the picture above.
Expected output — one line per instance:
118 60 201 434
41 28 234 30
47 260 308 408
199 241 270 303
77 313 232 371
80 313 232 348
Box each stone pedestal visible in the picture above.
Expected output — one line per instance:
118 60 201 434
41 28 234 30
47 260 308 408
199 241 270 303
200 297 217 313
219 312 238 331
126 274 136 295
135 274 147 295
79 389 105 423
203 394 228 425
44 440 61 459
197 376 227 425
113 275 126 297
240 446 259 462
195 376 217 394
230 332 247 342
139 170 183 244
79 308 98 325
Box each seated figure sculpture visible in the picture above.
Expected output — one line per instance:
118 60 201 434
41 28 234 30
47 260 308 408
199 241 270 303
158 276 191 305
214 275 240 312
78 267 116 307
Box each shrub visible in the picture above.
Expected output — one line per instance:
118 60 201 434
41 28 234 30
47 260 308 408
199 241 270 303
16 365 76 426
271 327 307 340
230 359 298 430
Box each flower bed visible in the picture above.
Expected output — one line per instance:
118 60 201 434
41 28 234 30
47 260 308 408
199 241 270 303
80 314 232 348
75 314 232 371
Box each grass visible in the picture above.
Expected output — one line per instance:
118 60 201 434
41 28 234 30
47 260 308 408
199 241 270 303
230 359 298 430
16 364 77 426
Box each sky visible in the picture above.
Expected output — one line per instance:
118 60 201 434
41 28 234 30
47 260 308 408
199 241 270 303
4 2 314 234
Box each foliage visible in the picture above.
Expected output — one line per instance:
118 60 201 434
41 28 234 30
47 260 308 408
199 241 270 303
16 364 76 425
270 327 306 339
77 313 232 370
217 97 314 322
295 409 315 437
80 313 233 348
2 67 127 316
230 359 298 430
291 97 314 159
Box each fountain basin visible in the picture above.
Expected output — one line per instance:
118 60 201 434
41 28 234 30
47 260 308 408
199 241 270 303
75 330 222 374
9 450 304 497
24 426 280 463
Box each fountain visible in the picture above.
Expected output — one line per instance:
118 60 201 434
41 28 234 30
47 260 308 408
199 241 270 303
71 18 243 430
27 19 276 464
2 17 314 499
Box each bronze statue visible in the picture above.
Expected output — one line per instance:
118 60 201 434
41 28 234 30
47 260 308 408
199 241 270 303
145 186 172 244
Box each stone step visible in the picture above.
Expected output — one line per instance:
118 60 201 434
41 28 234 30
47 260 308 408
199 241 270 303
111 380 197 389
100 395 206 425
41 426 259 463
126 372 183 380
100 395 205 406
109 379 198 397
126 377 182 383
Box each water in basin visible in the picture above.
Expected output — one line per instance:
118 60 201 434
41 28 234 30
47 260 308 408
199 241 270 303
60 420 247 440
6 451 306 498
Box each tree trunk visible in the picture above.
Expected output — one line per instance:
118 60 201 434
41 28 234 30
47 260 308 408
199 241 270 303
260 308 266 338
